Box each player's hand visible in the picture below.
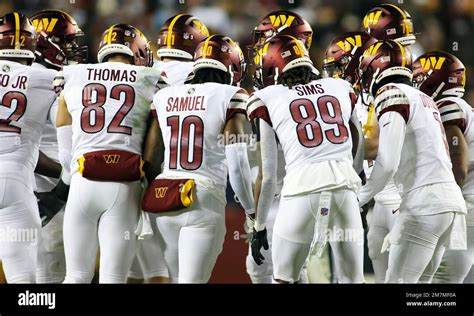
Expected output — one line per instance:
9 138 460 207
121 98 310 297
241 214 255 243
251 227 269 265
35 179 70 227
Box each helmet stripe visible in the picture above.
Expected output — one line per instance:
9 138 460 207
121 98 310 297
287 35 305 57
394 40 407 67
107 24 116 45
202 35 215 58
167 14 184 49
13 12 20 49
385 4 407 19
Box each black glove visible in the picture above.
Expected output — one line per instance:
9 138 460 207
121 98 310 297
35 179 70 227
251 228 269 265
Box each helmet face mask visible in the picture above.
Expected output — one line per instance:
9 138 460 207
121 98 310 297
323 31 378 85
31 10 87 67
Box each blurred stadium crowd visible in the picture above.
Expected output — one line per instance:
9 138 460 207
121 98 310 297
4 0 474 103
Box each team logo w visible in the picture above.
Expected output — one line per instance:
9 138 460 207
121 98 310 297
32 18 58 33
155 187 168 199
419 57 446 70
363 11 382 29
336 35 363 52
103 154 120 164
269 15 295 28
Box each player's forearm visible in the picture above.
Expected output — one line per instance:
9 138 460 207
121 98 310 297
445 125 468 187
226 142 255 214
359 112 405 206
35 151 62 178
254 120 278 231
350 113 364 174
143 119 164 183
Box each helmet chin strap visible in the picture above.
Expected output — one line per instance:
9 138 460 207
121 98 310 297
273 67 279 85
228 64 234 85
431 82 445 100
369 67 380 96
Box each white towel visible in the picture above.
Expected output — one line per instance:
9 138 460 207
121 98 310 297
135 211 153 240
310 191 331 257
447 213 467 250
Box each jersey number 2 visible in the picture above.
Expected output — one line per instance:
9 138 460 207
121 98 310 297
290 96 348 147
81 83 135 134
0 91 27 134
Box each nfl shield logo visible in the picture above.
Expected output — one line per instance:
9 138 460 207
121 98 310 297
321 208 329 216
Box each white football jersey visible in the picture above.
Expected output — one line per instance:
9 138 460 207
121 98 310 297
374 83 456 194
152 83 248 187
357 98 401 205
437 96 474 196
0 61 57 190
60 62 168 173
32 62 60 192
248 78 361 196
153 60 193 86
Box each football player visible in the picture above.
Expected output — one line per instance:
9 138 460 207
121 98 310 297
30 9 88 284
323 32 401 283
0 12 57 283
357 40 466 283
413 51 473 283
248 35 364 283
245 10 314 284
144 35 253 283
55 24 168 283
127 14 209 284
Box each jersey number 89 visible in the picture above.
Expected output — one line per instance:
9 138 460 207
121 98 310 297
290 96 349 147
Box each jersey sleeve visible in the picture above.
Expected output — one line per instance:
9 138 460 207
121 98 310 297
437 99 467 132
374 85 410 123
246 93 272 127
226 88 249 122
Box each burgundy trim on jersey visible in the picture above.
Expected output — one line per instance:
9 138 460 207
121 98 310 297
151 109 157 119
378 103 410 123
225 108 247 123
443 118 467 133
375 84 400 97
248 106 273 127
350 91 358 112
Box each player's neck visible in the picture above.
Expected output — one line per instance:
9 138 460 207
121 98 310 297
106 55 133 64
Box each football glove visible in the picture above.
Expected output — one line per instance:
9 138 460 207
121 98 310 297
251 227 269 265
35 179 69 227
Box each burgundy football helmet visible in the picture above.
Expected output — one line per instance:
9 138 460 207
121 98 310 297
97 24 153 66
30 10 87 69
0 12 37 64
254 34 317 89
413 51 466 100
357 40 412 96
252 10 313 49
156 14 209 61
362 4 415 46
193 35 246 86
249 10 313 69
323 31 377 84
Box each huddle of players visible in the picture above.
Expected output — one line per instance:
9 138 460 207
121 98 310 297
0 3 472 284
